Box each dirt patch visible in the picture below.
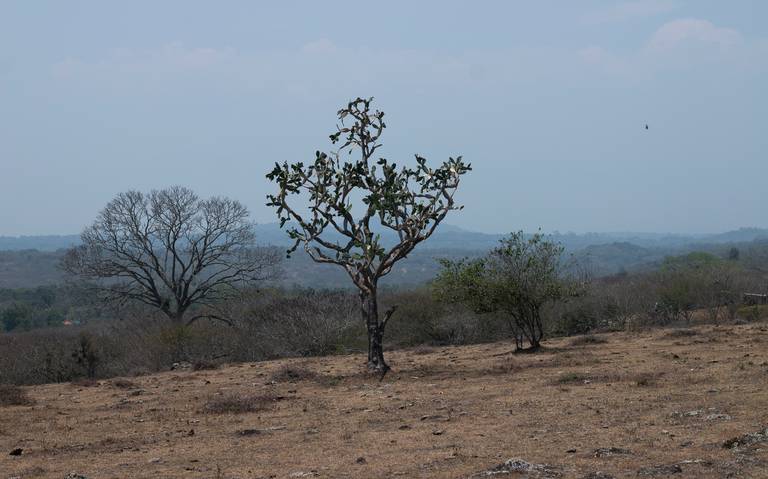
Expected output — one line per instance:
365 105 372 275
201 393 286 414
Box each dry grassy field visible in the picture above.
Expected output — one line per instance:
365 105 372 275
2 322 768 479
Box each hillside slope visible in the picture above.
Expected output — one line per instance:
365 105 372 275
2 323 767 478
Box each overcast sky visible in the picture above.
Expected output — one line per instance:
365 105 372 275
1 1 766 236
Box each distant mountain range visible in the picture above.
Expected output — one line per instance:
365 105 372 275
1 226 767 289
2 225 767 253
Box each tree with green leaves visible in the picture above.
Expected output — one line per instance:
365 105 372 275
434 231 581 350
266 97 470 374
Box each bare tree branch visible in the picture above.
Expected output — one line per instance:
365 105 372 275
62 186 281 325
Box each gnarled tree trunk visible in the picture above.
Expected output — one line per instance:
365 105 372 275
361 291 388 374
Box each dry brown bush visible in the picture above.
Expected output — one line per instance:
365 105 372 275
664 328 699 338
570 334 608 346
0 384 34 406
270 364 319 383
111 378 138 389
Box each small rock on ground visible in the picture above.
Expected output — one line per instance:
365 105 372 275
474 458 562 478
593 447 632 458
722 426 768 450
581 473 615 479
637 464 683 476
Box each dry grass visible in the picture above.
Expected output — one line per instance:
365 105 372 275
270 364 319 383
665 328 699 338
411 345 437 355
570 334 609 346
72 378 99 388
201 393 282 415
0 384 33 407
1 323 767 478
192 360 219 371
553 370 662 386
111 378 139 389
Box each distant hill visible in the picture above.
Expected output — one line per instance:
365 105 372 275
1 226 767 288
0 235 80 251
572 242 669 276
3 226 767 253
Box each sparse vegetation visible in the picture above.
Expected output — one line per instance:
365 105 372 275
270 364 318 383
570 334 608 346
111 378 138 389
737 304 768 321
0 384 33 406
665 328 699 338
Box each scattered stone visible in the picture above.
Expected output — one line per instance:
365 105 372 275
722 427 768 450
237 429 262 436
9 448 22 456
705 413 731 421
420 414 447 421
171 361 192 370
65 474 88 479
288 472 318 478
432 429 445 435
637 464 683 476
679 441 694 448
566 448 577 453
148 457 161 464
581 473 615 479
593 447 631 458
398 424 412 430
475 458 562 478
356 456 367 464
678 459 712 466
187 429 195 436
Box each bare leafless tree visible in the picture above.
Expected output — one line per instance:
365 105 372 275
266 97 470 374
62 186 280 325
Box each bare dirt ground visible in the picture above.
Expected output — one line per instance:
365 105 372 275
2 322 768 479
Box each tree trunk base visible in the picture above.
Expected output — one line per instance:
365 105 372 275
366 356 390 380
514 344 542 354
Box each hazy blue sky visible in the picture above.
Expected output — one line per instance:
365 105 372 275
1 1 766 236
